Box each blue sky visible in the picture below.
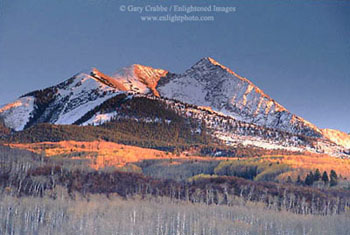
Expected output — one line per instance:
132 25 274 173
0 0 349 132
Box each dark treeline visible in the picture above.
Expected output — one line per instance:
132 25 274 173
0 117 11 137
2 121 208 153
302 169 339 187
6 165 350 216
1 123 304 158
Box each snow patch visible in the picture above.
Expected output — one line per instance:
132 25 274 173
55 93 117 125
0 96 35 131
215 132 304 152
82 111 118 126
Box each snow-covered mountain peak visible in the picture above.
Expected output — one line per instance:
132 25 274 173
189 57 274 99
85 67 127 91
75 67 98 76
112 64 168 96
189 57 226 74
157 58 321 137
159 57 287 113
192 57 230 71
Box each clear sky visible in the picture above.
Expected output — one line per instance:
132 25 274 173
0 0 349 132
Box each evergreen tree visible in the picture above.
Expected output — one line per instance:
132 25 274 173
296 175 302 185
304 172 314 186
330 170 338 187
314 169 321 181
322 171 329 184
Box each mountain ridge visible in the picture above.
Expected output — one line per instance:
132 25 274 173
111 64 168 96
0 57 348 155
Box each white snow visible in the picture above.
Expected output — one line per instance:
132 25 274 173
111 64 167 95
112 65 150 93
54 72 120 125
215 132 304 152
0 69 123 130
82 111 118 126
54 94 117 125
157 57 321 137
322 128 350 149
0 96 35 131
58 72 114 97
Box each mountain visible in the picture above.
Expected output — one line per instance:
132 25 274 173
0 57 348 157
156 58 322 138
0 96 34 131
0 68 122 131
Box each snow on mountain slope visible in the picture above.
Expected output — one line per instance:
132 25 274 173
53 70 121 125
322 129 350 149
82 111 118 126
112 64 168 96
90 68 127 91
0 97 35 131
157 57 322 137
65 91 346 157
0 68 123 130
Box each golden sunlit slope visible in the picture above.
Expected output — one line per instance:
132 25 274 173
133 64 168 97
112 64 168 96
90 68 127 91
260 154 350 179
9 141 211 170
9 140 350 179
322 129 350 149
